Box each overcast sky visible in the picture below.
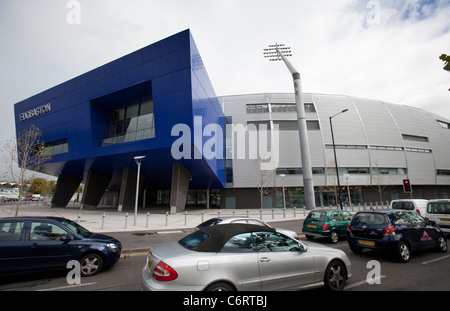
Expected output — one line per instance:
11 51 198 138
1 0 450 175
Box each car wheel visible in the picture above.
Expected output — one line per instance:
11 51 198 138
80 253 103 277
437 235 448 253
205 282 235 291
397 241 410 263
324 260 346 291
305 234 314 240
330 230 339 243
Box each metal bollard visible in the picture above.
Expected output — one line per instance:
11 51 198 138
303 206 306 216
272 208 275 219
260 209 263 220
283 207 286 219
165 212 169 226
201 211 204 223
125 213 128 228
293 207 296 218
101 213 105 229
246 210 249 218
233 210 235 217
218 210 221 218
77 213 81 223
146 212 149 227
185 211 187 226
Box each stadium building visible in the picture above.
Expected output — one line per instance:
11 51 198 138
14 30 450 211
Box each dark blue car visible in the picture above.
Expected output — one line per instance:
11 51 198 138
0 216 122 276
347 210 447 262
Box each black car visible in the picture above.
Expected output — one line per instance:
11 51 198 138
0 216 122 276
347 210 447 262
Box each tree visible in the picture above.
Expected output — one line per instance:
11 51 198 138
1 125 52 216
440 54 450 90
29 177 50 194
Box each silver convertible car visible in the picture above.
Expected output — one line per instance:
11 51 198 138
141 224 351 291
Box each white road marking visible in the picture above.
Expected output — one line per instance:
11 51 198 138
345 275 386 290
37 282 97 291
421 254 450 265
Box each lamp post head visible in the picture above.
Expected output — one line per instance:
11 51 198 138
263 43 292 61
134 155 146 165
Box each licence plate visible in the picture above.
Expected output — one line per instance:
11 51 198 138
358 240 375 246
308 224 317 228
440 218 450 222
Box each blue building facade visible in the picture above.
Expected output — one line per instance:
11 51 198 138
14 30 225 212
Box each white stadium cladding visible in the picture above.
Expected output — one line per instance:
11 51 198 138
218 93 450 209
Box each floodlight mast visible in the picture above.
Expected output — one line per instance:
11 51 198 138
264 44 315 210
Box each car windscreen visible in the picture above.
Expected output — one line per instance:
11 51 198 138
60 219 92 238
353 213 389 225
178 231 210 250
428 202 450 214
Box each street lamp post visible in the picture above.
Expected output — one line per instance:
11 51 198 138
134 156 145 226
280 174 286 209
264 44 315 210
329 109 348 209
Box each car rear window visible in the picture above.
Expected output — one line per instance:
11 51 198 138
307 211 327 222
428 202 450 214
178 231 210 250
353 213 389 225
392 202 414 210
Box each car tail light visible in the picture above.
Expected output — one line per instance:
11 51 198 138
383 226 395 236
322 223 329 231
416 209 421 215
347 223 352 232
152 261 178 282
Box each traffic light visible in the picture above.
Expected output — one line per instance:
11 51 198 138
403 179 412 193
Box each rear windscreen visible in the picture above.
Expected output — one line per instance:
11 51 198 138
178 231 210 250
353 213 388 225
307 211 327 222
427 202 450 214
392 202 414 210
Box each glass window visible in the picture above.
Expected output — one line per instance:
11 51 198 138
221 232 257 253
393 212 411 225
354 213 388 225
342 211 353 221
254 232 298 252
0 221 24 241
331 212 343 221
178 231 210 250
30 222 70 241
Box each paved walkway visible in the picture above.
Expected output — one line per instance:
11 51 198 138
0 201 309 233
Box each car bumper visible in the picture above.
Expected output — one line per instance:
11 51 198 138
303 228 330 238
347 234 399 251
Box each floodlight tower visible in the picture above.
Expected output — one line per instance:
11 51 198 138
264 44 315 210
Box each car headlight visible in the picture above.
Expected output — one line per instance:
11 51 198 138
107 243 119 249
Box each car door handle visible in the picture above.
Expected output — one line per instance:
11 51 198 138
260 257 271 262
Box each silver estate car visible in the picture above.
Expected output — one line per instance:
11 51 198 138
141 224 351 291
197 216 298 239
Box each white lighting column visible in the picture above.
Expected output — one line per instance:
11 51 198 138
133 156 145 226
264 44 315 209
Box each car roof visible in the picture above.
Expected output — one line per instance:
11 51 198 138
0 216 67 222
193 223 276 253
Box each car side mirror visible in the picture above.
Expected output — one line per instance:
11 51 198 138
290 243 307 253
61 234 73 242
